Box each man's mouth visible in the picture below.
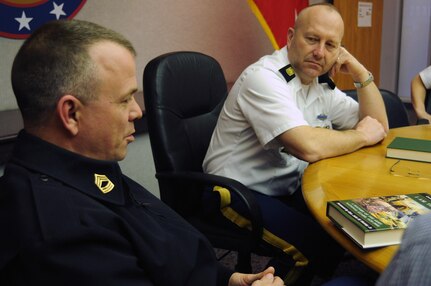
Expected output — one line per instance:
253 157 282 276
305 60 322 69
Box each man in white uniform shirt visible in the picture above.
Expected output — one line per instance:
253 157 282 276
203 3 388 285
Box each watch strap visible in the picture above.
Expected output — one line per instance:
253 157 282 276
354 72 374 89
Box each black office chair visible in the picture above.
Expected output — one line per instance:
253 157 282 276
426 90 431 114
417 89 431 124
343 88 410 128
143 51 285 272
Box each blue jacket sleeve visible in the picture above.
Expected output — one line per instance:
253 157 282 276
376 213 431 286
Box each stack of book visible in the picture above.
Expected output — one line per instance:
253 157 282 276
386 137 431 163
327 193 431 249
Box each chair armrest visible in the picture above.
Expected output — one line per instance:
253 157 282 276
156 171 264 245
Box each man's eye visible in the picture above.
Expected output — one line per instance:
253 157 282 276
307 37 318 43
326 43 336 50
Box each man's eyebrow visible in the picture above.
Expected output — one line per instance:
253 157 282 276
116 88 138 102
124 88 138 98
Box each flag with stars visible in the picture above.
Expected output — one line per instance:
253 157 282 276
247 0 308 50
0 0 86 39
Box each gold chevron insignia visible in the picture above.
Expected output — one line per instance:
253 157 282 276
94 174 115 194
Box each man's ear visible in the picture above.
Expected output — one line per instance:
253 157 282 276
57 95 82 136
287 27 295 47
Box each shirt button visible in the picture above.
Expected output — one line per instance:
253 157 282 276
39 174 49 182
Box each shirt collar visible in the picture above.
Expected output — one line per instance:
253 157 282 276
10 130 125 205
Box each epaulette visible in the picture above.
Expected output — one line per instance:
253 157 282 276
278 64 295 83
318 73 336 90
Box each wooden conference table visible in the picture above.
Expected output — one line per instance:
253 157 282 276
302 124 431 273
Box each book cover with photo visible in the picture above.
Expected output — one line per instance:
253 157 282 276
327 193 431 248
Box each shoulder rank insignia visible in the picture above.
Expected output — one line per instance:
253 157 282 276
279 64 296 83
318 73 336 90
94 173 115 194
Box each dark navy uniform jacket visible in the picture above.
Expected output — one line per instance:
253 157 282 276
0 131 232 285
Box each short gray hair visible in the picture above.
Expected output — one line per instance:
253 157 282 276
11 19 136 127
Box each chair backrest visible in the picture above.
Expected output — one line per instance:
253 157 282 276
343 88 410 128
426 89 431 114
416 89 431 124
143 51 227 211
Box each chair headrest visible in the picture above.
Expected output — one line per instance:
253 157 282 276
144 51 227 118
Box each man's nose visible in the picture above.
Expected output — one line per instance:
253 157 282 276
312 43 325 58
130 97 143 120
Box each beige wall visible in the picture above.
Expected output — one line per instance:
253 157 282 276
0 0 273 111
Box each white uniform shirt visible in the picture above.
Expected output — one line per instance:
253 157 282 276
419 65 431 89
203 47 359 196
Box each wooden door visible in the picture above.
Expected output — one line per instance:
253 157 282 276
333 0 383 90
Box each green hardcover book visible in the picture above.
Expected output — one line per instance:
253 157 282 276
386 137 431 163
326 193 431 249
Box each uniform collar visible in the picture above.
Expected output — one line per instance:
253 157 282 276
278 47 302 88
280 47 336 90
10 130 125 205
318 73 336 90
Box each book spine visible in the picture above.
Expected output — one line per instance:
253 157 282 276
329 201 378 232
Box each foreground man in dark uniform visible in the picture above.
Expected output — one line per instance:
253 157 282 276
0 20 283 286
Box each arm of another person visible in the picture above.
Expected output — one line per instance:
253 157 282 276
279 118 385 163
411 73 431 122
376 214 431 286
279 48 388 163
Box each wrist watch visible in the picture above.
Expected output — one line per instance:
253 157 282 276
354 72 374 89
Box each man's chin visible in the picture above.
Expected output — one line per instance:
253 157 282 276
301 70 321 82
117 153 127 162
